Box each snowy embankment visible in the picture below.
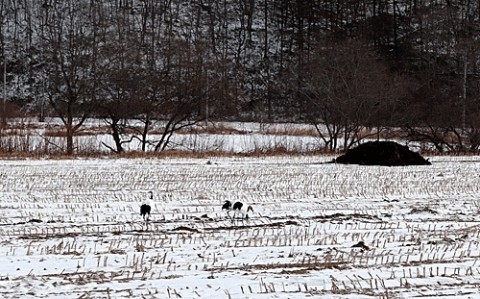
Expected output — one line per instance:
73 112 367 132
0 155 479 298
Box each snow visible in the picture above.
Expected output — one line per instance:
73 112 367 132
0 155 480 298
3 119 325 153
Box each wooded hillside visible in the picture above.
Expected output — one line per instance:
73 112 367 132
1 1 480 153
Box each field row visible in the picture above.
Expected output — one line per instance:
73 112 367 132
0 156 480 298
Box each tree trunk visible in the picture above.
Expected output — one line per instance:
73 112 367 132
66 106 74 155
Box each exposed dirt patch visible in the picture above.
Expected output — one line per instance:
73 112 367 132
204 220 300 232
333 141 431 166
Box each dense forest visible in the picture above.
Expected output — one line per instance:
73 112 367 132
1 0 480 154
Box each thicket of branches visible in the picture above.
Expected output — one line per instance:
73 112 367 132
1 0 480 154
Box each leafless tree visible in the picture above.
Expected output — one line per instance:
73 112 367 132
294 39 404 151
40 1 96 155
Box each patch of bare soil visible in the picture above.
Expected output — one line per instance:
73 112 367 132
333 141 431 166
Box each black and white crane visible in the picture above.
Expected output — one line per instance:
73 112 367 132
222 200 253 220
140 191 153 221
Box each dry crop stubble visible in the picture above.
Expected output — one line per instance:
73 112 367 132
0 156 480 298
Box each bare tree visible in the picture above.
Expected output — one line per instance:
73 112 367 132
147 39 228 152
93 3 147 153
40 1 96 155
294 39 404 151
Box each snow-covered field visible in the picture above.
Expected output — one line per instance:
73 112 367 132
1 155 480 298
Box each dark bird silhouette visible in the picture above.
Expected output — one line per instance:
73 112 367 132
222 200 232 210
351 241 370 251
140 204 151 221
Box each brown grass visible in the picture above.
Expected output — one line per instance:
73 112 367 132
0 121 462 159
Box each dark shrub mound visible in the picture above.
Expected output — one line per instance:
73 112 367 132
333 141 431 166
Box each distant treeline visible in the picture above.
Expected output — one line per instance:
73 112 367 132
1 1 480 154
